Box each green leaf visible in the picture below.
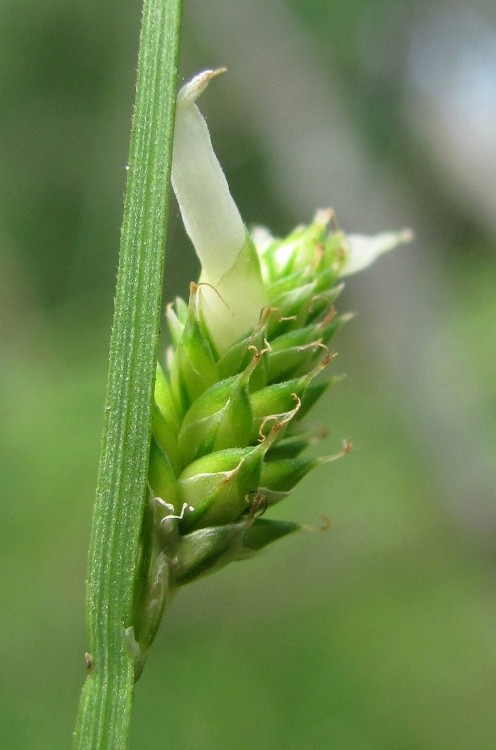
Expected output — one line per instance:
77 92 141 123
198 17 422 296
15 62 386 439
72 2 183 748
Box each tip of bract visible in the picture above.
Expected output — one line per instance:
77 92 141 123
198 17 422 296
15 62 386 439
177 68 227 105
340 228 413 277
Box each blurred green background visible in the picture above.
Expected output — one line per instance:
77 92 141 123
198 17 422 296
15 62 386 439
1 1 495 748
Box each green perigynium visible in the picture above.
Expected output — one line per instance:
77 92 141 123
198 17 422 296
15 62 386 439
132 70 411 658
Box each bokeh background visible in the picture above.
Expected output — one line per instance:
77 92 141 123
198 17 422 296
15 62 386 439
1 1 495 748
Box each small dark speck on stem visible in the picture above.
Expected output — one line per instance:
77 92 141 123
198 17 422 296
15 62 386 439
84 652 94 672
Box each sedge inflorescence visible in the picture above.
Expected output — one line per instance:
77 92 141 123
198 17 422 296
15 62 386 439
151 212 349 566
131 70 410 657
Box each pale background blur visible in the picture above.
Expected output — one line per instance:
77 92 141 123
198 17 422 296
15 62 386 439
1 1 495 748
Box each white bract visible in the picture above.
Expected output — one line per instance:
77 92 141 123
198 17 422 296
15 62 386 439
171 69 268 354
171 70 411 352
341 229 413 277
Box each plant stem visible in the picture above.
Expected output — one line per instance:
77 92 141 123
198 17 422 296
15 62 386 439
73 1 182 748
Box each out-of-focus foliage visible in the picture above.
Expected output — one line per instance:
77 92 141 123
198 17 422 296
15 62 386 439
0 1 495 748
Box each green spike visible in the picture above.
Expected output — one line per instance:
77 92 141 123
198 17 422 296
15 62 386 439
265 437 312 461
169 287 219 413
133 71 411 663
177 446 263 530
177 374 254 465
174 520 252 585
238 518 301 555
266 340 326 383
259 455 318 494
148 439 179 512
152 402 181 473
154 362 180 428
165 302 186 348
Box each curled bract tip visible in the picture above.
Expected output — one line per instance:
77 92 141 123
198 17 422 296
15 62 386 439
177 68 227 105
313 208 335 227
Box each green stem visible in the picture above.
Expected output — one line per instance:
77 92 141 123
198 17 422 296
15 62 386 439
73 1 182 748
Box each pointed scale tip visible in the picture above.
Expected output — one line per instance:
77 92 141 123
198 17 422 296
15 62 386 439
178 68 228 105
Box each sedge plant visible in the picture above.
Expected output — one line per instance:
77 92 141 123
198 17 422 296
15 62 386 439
73 4 410 748
135 68 411 661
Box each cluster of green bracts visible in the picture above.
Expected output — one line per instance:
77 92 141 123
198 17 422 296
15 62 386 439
131 70 410 659
133 216 348 655
155 214 348 544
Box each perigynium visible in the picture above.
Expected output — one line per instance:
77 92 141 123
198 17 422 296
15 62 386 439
131 69 412 664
